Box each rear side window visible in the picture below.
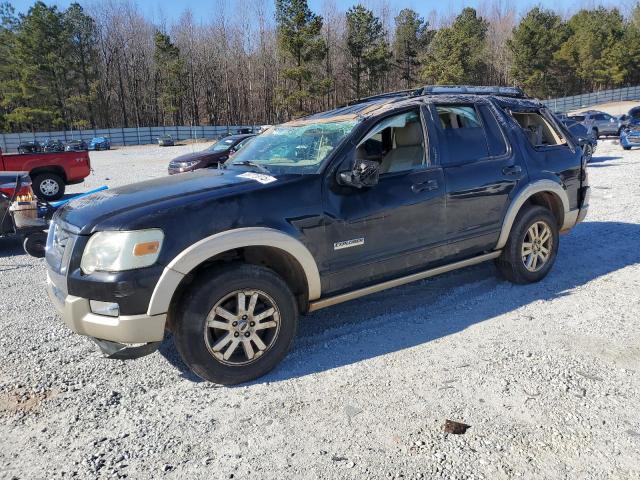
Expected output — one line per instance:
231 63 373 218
436 105 489 164
478 105 508 157
511 112 566 147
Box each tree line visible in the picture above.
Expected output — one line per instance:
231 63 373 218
1 0 640 132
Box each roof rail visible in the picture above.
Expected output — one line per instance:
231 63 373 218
345 88 423 106
420 85 527 98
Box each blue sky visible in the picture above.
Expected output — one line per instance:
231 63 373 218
8 0 620 23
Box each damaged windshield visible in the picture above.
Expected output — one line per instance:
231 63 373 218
226 120 359 174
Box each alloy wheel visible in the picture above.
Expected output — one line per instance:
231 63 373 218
40 179 59 196
521 221 553 272
204 289 281 366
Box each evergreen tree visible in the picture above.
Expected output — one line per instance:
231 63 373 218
6 1 72 130
275 0 326 116
507 8 569 98
64 3 99 129
154 31 186 125
0 2 17 130
393 8 428 89
346 4 390 99
555 8 627 92
420 8 488 85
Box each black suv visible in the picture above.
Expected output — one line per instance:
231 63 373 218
45 86 590 384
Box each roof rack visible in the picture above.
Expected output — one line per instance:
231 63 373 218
340 85 528 110
345 88 423 106
419 85 527 98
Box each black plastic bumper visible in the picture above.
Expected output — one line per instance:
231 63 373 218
92 337 161 360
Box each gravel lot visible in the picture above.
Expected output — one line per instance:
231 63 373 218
1 140 639 479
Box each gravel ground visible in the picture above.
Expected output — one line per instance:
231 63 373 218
1 140 639 480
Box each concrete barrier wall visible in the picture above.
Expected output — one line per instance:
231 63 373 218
0 125 257 153
544 86 640 113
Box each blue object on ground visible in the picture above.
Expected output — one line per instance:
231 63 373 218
48 186 109 209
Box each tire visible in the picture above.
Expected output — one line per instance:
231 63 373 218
583 144 593 162
592 128 599 139
623 146 631 151
33 173 65 201
173 264 298 384
23 233 47 258
496 205 559 284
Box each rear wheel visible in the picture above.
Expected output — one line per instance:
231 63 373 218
33 173 64 201
583 143 593 162
496 205 559 284
592 128 599 139
173 264 298 384
623 146 632 151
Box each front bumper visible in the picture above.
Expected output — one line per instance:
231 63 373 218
621 134 640 147
47 271 166 345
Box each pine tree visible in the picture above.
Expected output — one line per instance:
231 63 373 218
275 0 326 116
154 31 186 125
507 7 569 98
420 8 488 85
346 5 390 99
393 9 428 89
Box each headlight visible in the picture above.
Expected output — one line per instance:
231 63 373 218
81 229 164 274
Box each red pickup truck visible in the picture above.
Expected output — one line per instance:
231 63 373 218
0 148 91 200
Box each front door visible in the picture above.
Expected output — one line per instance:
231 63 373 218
319 107 446 295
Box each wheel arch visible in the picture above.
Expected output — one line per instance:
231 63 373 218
29 165 67 182
496 180 569 250
147 227 321 317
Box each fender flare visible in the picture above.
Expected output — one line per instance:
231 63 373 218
147 227 321 316
495 180 570 250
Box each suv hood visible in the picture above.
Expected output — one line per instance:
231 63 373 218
56 168 296 234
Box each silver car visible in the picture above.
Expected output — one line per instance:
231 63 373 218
571 111 622 138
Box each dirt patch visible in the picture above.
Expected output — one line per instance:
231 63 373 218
0 387 59 414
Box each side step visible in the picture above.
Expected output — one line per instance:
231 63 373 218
308 250 501 312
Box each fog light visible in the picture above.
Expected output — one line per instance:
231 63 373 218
90 300 120 317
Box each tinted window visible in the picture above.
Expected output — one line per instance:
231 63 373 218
436 105 489 164
478 105 508 157
593 114 606 121
571 115 585 121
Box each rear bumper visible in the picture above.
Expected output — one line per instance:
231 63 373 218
47 272 166 345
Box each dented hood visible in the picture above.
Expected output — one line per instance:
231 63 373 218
56 168 295 234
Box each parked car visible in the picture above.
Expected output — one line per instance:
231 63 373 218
17 141 42 154
560 118 597 161
45 85 589 384
168 134 256 175
571 110 623 138
88 137 111 151
65 139 88 151
158 134 175 147
0 146 91 200
42 139 65 153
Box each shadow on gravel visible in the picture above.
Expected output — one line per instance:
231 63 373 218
588 155 628 168
159 221 640 384
0 236 25 258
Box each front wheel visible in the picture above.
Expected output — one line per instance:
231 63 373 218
496 205 559 284
173 264 298 384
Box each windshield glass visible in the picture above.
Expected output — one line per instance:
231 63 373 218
210 137 237 152
227 120 359 174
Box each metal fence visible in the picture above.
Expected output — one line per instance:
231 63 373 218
0 124 258 153
544 86 640 113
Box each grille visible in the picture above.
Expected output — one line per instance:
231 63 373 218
45 221 76 275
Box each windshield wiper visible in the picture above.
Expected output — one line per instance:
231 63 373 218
230 160 271 174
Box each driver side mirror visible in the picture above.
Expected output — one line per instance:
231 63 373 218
338 159 380 188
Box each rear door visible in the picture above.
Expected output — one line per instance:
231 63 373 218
431 100 525 256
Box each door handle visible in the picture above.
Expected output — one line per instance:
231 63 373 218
502 165 522 176
411 179 439 193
